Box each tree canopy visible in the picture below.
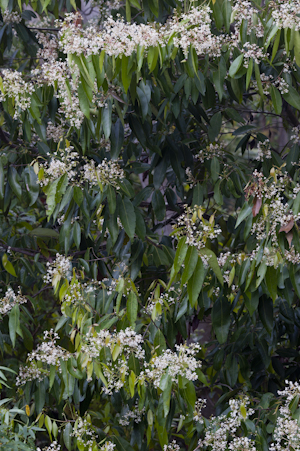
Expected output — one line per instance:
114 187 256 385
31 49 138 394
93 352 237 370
1 0 300 450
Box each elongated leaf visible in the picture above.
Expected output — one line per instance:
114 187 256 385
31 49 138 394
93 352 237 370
174 236 188 274
258 297 273 335
229 55 244 78
9 304 20 347
211 297 231 344
2 253 16 277
119 196 136 240
198 248 223 285
283 86 300 110
182 246 198 286
127 291 138 326
111 119 124 160
187 258 206 307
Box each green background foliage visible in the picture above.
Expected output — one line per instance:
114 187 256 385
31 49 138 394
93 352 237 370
1 0 300 450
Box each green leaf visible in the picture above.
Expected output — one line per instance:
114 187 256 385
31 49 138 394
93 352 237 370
229 55 244 78
73 222 81 249
137 82 151 119
8 167 22 200
28 228 59 239
24 167 39 206
0 159 5 200
187 258 206 307
127 291 138 326
198 248 223 285
235 203 252 228
78 83 90 119
254 62 265 99
213 56 226 101
211 297 231 344
266 266 277 302
294 30 300 67
119 196 136 240
283 86 300 110
208 112 222 142
147 46 159 72
102 101 112 139
154 329 166 354
162 375 172 417
258 297 273 335
106 184 116 214
174 236 188 274
35 386 46 417
152 190 166 221
294 191 300 216
121 55 131 93
73 186 83 206
111 119 124 160
182 246 198 286
211 157 220 183
114 435 135 451
44 178 59 219
2 253 17 277
246 58 253 90
244 291 259 316
270 85 282 115
9 304 20 348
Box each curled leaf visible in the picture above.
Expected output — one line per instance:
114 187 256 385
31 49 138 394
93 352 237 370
252 196 262 217
279 218 294 234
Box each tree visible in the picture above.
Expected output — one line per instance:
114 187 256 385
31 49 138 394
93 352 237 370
1 0 300 449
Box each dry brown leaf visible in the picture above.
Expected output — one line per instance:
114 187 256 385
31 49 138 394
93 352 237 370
252 196 262 217
279 218 294 234
286 231 293 247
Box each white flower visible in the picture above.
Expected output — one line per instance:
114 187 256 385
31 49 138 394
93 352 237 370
0 288 27 316
144 343 201 388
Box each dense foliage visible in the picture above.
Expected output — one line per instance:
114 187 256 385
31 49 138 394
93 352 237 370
1 0 300 450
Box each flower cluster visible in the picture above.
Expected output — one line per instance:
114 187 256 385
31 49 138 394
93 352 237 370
291 125 300 144
167 7 223 59
46 122 65 142
73 416 98 451
44 253 72 287
16 330 72 385
174 205 221 253
36 31 58 62
145 287 178 320
255 139 272 162
37 442 61 451
37 61 84 128
242 43 267 67
38 146 79 187
271 380 300 451
2 9 22 23
246 170 300 247
99 442 116 451
144 343 201 388
193 398 207 423
118 402 145 426
196 144 225 164
197 397 255 451
83 158 125 189
0 69 34 119
272 0 300 31
0 288 27 316
231 0 264 39
82 327 145 360
163 441 180 451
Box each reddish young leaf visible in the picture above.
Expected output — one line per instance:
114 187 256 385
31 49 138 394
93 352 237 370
252 196 262 217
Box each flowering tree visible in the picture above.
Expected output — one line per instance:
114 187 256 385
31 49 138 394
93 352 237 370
2 0 300 449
